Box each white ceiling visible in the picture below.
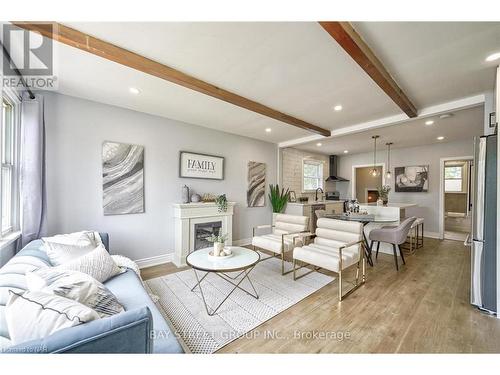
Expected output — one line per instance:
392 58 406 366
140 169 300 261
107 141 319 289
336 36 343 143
295 105 484 155
352 22 500 108
5 22 500 144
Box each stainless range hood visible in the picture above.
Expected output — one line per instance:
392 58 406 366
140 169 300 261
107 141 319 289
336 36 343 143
326 155 349 182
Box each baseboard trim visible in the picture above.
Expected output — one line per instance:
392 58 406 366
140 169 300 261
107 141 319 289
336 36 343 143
135 253 173 269
233 238 252 246
424 231 441 239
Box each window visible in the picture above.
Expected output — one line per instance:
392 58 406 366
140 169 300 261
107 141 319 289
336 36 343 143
302 160 324 192
444 166 463 192
1 96 18 236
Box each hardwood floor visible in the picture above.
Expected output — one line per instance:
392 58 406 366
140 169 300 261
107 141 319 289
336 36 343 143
140 239 500 353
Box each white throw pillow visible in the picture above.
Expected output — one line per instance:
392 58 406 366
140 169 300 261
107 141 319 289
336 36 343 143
56 244 123 283
42 231 103 266
26 269 125 318
5 290 100 345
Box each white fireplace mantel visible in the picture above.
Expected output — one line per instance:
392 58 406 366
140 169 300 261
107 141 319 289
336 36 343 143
173 202 235 267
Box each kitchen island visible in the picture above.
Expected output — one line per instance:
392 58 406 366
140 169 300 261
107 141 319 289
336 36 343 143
285 201 345 232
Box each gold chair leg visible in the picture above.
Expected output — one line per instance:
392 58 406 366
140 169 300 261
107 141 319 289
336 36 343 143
362 255 366 282
338 269 342 301
281 252 294 275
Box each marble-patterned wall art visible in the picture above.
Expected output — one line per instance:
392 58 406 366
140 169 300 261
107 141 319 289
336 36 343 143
247 161 266 207
102 141 145 215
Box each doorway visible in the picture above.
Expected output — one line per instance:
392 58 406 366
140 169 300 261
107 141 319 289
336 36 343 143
352 164 384 203
439 156 473 241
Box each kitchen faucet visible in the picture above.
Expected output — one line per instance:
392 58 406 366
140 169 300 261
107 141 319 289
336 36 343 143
315 187 324 201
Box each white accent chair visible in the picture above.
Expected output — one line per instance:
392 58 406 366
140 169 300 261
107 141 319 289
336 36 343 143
292 218 366 301
252 214 310 275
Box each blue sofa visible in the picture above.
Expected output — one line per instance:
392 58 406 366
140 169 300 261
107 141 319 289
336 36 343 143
0 234 184 353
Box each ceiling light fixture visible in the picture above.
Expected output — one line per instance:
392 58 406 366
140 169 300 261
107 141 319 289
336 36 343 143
370 135 381 177
129 87 140 95
343 150 349 154
265 128 272 133
437 136 445 140
385 142 393 179
425 120 434 126
485 52 500 62
333 105 343 111
316 142 322 147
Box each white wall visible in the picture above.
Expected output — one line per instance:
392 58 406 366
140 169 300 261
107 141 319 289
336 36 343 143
334 140 474 235
44 92 277 262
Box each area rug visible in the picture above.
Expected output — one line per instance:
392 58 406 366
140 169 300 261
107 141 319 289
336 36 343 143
145 253 334 353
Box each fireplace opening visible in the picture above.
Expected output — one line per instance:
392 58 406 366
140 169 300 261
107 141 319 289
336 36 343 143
194 221 223 250
366 189 379 203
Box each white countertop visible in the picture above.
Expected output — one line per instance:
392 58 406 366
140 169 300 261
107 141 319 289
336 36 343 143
362 203 417 209
287 201 345 206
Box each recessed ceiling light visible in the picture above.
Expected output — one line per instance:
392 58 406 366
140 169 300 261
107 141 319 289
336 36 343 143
129 87 140 95
439 113 453 119
485 52 500 62
333 105 343 111
265 128 272 133
425 120 434 126
316 142 322 147
343 150 349 154
437 136 445 140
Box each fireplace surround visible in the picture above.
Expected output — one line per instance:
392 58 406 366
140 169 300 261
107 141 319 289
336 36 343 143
173 202 235 266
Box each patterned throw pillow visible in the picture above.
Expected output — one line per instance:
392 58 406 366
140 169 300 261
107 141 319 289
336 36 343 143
56 244 123 283
42 231 103 266
5 290 100 345
26 269 124 318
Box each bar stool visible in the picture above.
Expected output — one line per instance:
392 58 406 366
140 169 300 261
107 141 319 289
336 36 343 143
369 217 417 271
401 217 424 253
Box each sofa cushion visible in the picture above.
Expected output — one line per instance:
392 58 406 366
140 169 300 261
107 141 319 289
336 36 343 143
0 234 107 350
57 245 123 283
0 247 51 349
5 290 100 345
104 269 184 353
42 231 103 266
26 269 124 318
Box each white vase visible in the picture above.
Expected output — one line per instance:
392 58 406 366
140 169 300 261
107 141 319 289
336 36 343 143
272 212 279 225
376 198 383 206
213 242 224 256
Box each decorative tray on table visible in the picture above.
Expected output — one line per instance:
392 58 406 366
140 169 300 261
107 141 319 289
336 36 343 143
207 250 234 260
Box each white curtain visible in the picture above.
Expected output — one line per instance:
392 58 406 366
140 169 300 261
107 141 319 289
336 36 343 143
20 92 46 247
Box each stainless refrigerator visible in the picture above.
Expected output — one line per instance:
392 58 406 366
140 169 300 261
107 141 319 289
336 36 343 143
471 134 497 314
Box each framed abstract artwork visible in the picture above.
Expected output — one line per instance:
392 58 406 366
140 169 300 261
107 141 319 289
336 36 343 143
247 161 266 207
394 165 429 192
102 141 145 215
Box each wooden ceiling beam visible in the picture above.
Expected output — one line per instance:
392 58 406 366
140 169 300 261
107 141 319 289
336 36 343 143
319 21 418 118
12 22 331 137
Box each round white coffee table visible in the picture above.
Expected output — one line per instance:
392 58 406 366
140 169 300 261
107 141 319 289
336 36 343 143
186 246 260 316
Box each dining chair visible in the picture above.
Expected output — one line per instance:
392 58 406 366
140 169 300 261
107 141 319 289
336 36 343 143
369 217 417 270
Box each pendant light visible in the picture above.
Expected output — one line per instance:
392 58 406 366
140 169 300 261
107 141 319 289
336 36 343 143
369 135 380 177
385 142 393 179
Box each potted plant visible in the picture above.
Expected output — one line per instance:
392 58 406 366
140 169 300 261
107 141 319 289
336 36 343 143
215 194 228 213
207 233 229 256
269 184 290 223
377 185 391 206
